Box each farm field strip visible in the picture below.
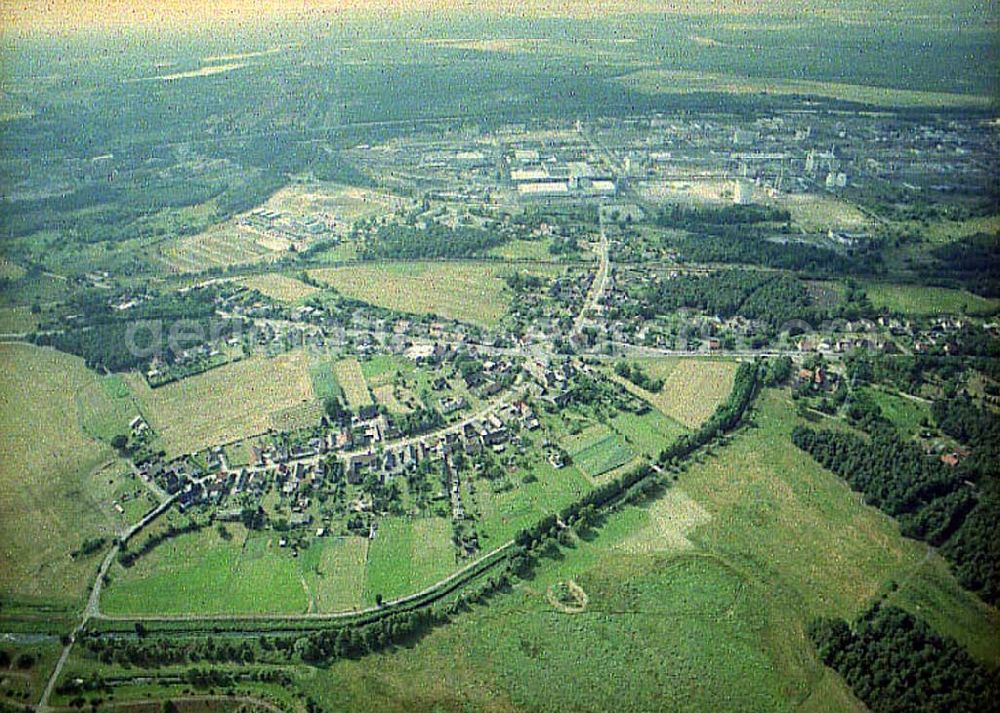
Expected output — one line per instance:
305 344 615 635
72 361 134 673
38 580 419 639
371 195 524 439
332 358 373 408
126 351 315 459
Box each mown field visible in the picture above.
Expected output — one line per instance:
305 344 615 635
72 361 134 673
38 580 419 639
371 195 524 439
238 273 319 303
308 262 560 327
300 387 999 711
613 358 737 430
862 282 1000 316
125 351 315 459
332 358 374 408
0 344 115 610
569 432 635 479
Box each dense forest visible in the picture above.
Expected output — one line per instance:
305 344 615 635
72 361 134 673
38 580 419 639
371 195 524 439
810 604 999 713
358 223 507 260
926 232 1000 297
931 396 1000 603
653 204 880 274
655 203 791 228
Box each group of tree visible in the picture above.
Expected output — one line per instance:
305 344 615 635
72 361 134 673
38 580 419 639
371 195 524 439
614 361 664 392
358 223 506 260
34 286 242 374
621 270 871 332
809 604 999 712
930 395 1000 604
656 203 791 228
792 425 973 545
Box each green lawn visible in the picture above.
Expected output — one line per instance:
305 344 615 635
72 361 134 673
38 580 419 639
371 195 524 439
861 387 931 439
570 433 635 478
863 282 1000 316
102 525 308 616
363 517 455 605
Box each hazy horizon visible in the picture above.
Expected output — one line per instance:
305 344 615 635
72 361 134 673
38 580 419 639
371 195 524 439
2 0 994 36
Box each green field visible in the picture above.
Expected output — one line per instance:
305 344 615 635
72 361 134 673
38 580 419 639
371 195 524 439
303 521 859 713
487 239 555 261
570 433 635 478
862 282 1000 316
678 389 1000 664
75 374 140 443
861 387 932 439
102 525 309 616
363 517 455 605
0 344 115 610
299 387 999 711
126 351 315 459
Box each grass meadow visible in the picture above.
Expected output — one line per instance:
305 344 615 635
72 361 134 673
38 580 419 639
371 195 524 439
0 344 115 610
301 387 999 711
862 282 1000 316
363 517 455 605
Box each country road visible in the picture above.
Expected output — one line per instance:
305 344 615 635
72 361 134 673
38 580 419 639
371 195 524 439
36 495 178 711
